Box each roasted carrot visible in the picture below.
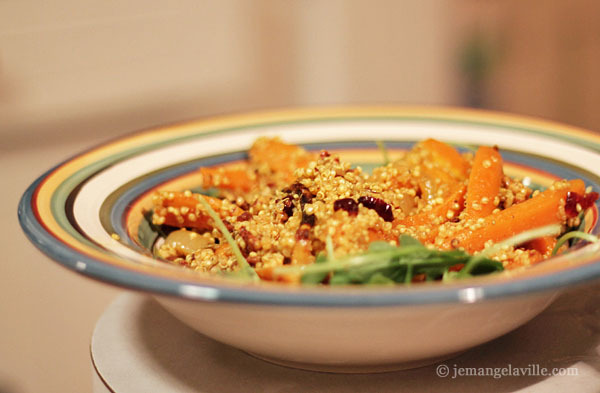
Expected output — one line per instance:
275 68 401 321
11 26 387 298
152 191 243 230
256 266 301 283
447 179 585 253
200 166 254 193
396 183 467 227
523 236 557 256
417 165 457 203
249 137 314 182
463 146 503 219
421 138 469 180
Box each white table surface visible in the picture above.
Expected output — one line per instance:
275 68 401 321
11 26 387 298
91 282 600 393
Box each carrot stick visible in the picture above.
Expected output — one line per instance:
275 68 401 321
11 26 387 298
200 166 254 192
249 137 314 182
255 266 301 283
421 138 469 180
395 183 467 227
464 146 503 219
152 191 243 230
523 236 557 256
448 179 585 253
417 166 457 203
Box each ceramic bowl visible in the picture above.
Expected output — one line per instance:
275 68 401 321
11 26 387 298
19 107 600 372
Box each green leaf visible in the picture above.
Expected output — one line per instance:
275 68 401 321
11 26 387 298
195 194 259 281
366 272 395 285
189 187 220 197
376 140 390 165
552 230 599 256
368 241 396 252
300 252 332 284
329 270 353 285
468 259 503 275
138 210 161 253
326 235 336 261
314 253 328 263
398 235 423 248
300 271 329 284
275 226 555 285
442 270 460 281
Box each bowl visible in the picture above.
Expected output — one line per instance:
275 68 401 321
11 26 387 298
19 106 600 372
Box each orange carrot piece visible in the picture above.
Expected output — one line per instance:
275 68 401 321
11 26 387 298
448 179 585 253
464 146 503 219
249 137 314 182
255 266 301 283
524 236 557 256
152 191 243 230
395 183 467 227
200 166 254 192
291 238 313 265
417 165 457 203
421 138 469 180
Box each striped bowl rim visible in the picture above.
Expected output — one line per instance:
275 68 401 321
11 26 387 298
18 106 600 307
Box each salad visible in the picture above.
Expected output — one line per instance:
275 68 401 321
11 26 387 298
146 137 598 284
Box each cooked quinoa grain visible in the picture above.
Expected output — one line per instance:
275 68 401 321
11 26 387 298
150 137 598 282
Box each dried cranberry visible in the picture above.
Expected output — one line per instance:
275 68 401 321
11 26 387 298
236 212 252 222
565 191 599 217
222 220 234 232
300 189 313 204
239 227 260 252
282 196 294 218
320 150 331 158
239 201 250 211
358 196 394 222
301 212 316 227
583 192 599 208
333 198 359 216
247 255 260 266
283 183 314 204
295 227 311 240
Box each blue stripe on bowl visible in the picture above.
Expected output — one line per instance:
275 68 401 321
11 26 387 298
17 115 600 308
108 142 600 248
18 176 600 307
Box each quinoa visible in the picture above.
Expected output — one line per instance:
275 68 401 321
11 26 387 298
151 137 594 280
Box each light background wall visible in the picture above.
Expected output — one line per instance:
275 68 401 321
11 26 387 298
0 1 460 148
1 1 599 392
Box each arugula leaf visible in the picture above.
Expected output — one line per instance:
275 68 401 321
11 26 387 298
139 210 161 251
368 241 396 252
300 253 330 284
189 187 220 197
469 259 504 275
366 273 396 285
376 140 390 165
195 194 259 281
398 235 424 248
552 230 599 256
274 225 572 285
